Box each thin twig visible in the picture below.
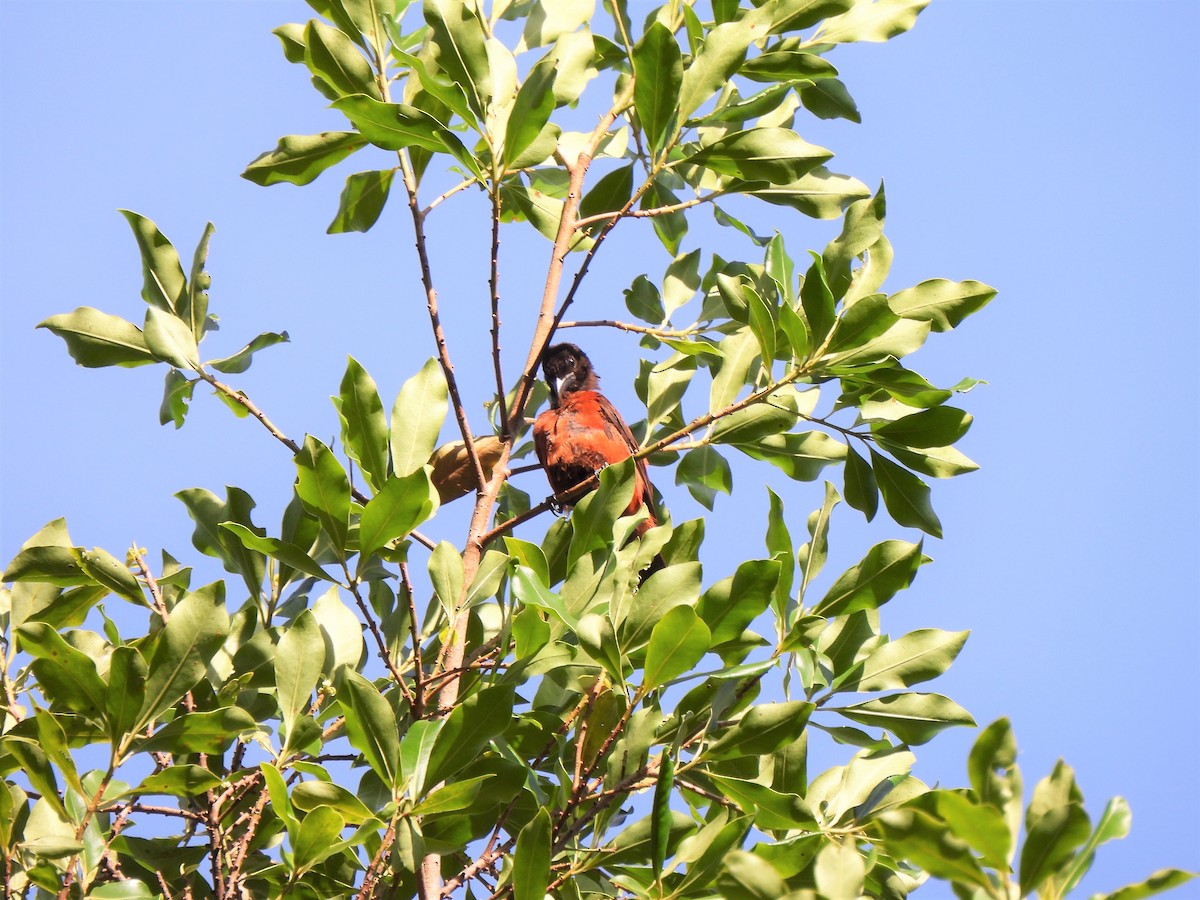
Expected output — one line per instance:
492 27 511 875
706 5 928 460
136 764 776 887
344 568 415 707
571 193 720 231
398 154 488 496
401 562 426 718
558 320 706 339
489 188 510 439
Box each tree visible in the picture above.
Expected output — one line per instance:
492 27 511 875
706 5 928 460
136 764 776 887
0 0 1193 898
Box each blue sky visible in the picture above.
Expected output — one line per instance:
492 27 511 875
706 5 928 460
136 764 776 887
1 1 1197 895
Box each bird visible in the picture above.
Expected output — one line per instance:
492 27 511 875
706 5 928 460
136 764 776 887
532 343 664 567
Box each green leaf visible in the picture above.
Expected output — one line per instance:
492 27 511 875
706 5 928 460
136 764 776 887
310 585 364 677
332 94 447 152
874 807 993 891
800 77 861 122
505 57 557 169
135 765 222 798
139 706 257 755
796 485 837 603
219 523 333 582
423 0 493 119
180 221 214 340
512 565 577 630
875 406 972 448
830 692 974 745
878 441 979 479
719 848 788 900
391 358 449 477
89 882 155 900
888 278 996 332
734 431 846 482
814 539 924 617
675 445 732 510
106 645 148 744
706 700 814 759
853 628 968 691
567 458 637 567
800 252 836 345
644 605 711 688
303 19 377 98
206 330 290 374
176 487 266 596
633 22 683 154
766 0 856 33
159 368 196 428
827 294 900 354
1096 870 1198 900
663 248 702 318
818 0 931 43
709 330 758 412
623 273 665 324
815 839 865 900
870 449 943 538
328 168 395 233
143 307 200 370
642 177 688 254
1019 801 1091 895
968 718 1023 843
651 747 676 878
690 128 832 184
37 307 155 368
707 775 815 830
931 790 1012 870
293 805 345 871
426 685 514 785
16 623 108 718
291 780 375 825
619 562 703 651
139 582 230 726
340 670 401 789
678 17 759 119
295 435 351 553
711 398 797 446
696 558 779 647
514 808 552 900
822 185 886 296
359 470 437 560
77 545 144 604
429 541 465 621
735 166 871 219
276 609 325 745
242 132 367 186
395 719 442 800
118 210 186 313
2 545 85 587
336 356 389 492
1059 797 1132 893
741 50 836 82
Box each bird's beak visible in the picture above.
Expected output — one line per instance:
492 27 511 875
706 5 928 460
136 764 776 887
549 373 573 408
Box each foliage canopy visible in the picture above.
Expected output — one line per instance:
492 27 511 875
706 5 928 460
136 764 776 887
2 1 1193 899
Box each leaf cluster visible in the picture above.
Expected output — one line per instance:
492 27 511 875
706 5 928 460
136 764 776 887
2 1 1191 899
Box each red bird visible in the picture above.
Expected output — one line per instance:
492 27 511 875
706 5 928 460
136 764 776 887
533 343 659 540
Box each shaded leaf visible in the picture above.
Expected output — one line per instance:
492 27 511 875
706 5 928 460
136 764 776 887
37 307 154 369
242 132 367 186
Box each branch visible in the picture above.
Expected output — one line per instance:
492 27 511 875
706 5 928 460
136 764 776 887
489 188 509 440
558 320 706 339
398 154 489 496
571 192 721 231
344 570 414 707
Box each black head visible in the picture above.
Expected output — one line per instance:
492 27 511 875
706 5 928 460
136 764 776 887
542 343 599 407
